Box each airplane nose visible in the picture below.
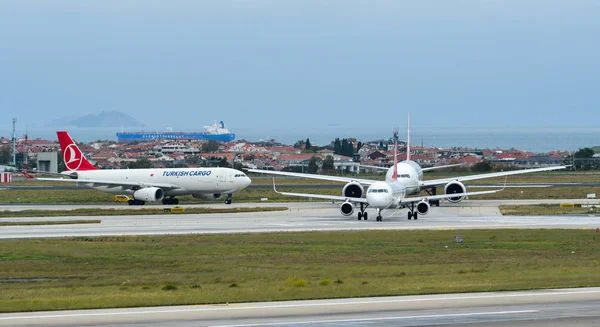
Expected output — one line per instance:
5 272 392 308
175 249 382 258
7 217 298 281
244 177 252 188
366 193 392 208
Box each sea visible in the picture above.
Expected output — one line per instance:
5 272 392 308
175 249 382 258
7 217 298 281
4 126 600 154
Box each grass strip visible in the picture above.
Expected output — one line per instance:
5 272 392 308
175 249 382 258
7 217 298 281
500 204 599 216
0 229 599 312
0 220 101 226
0 207 287 218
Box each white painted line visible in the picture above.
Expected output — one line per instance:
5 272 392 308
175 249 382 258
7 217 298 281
212 310 539 327
0 289 598 321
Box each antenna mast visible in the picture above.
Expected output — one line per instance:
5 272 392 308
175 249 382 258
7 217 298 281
11 118 17 165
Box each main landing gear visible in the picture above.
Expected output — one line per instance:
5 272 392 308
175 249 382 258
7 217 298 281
357 203 369 220
405 202 418 220
426 187 440 207
162 197 179 205
128 199 145 205
224 194 232 205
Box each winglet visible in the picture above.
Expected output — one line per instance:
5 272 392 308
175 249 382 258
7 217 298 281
272 178 281 194
502 176 507 191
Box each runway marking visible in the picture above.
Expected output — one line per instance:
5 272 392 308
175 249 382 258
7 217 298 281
212 310 539 327
0 289 598 321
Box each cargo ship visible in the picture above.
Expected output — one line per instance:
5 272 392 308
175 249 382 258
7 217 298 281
116 121 235 143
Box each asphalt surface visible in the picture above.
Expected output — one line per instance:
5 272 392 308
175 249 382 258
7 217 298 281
1 288 599 326
1 200 600 239
2 182 600 191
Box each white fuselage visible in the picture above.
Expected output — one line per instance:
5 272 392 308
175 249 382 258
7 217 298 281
67 167 251 197
365 180 406 210
384 160 423 195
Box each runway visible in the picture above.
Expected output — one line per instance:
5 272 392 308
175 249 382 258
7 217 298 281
1 200 600 239
1 287 599 326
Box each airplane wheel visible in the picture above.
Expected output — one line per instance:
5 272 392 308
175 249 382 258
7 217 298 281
162 199 168 205
128 200 134 206
407 212 412 220
173 198 179 205
225 199 232 205
414 212 418 220
139 201 145 205
363 212 368 220
358 212 363 220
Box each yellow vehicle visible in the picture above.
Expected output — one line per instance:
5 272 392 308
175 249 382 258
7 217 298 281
114 194 132 203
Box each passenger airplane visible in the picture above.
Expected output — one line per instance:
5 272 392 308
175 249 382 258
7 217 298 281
38 131 252 205
249 120 567 221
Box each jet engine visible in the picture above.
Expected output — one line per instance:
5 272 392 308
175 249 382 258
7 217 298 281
444 181 466 203
342 182 364 198
133 187 164 202
192 193 223 200
340 201 354 216
416 200 430 215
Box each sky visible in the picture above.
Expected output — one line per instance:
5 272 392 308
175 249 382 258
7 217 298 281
1 1 599 146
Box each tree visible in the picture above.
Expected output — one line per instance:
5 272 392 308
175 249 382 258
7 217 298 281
293 140 305 149
305 138 312 150
572 147 596 170
201 140 220 153
333 138 341 155
0 145 10 164
322 155 335 171
471 160 492 172
357 141 363 152
307 156 321 173
125 157 153 169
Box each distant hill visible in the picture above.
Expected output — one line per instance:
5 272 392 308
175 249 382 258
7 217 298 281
49 111 145 128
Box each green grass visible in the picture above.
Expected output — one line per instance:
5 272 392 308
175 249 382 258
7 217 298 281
500 204 599 216
0 230 599 312
0 207 288 218
0 220 101 226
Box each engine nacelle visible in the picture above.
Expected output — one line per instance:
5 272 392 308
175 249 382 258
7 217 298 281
340 201 354 216
444 181 466 203
416 200 430 215
192 193 223 200
133 187 164 202
342 182 364 198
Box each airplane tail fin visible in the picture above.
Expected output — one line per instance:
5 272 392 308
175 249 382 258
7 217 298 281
56 131 98 171
406 112 411 161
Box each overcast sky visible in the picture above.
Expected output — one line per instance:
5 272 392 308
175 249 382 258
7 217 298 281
1 1 599 142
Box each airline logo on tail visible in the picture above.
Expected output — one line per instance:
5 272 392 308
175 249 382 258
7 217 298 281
57 131 98 171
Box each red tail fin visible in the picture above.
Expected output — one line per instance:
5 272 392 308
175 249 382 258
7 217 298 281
56 131 98 171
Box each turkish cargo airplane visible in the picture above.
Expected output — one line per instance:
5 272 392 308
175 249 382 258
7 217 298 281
38 131 251 205
249 120 567 221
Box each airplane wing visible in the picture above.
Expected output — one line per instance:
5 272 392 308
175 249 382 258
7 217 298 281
36 178 181 190
421 164 462 172
399 189 502 205
361 164 461 172
272 179 368 203
247 169 378 186
359 165 388 171
420 165 568 188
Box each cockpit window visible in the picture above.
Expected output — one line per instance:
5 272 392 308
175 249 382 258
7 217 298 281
234 174 247 178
